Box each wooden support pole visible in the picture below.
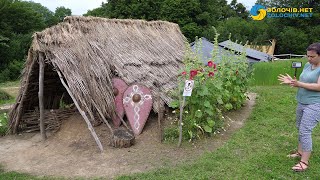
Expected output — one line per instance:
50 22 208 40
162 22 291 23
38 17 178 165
38 53 47 141
11 58 37 134
91 100 113 135
178 96 185 147
157 89 163 142
57 70 104 152
117 113 130 130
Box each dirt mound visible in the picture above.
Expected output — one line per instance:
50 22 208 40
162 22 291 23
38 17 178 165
0 93 256 179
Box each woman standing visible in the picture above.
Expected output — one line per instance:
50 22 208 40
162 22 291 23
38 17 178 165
278 42 320 172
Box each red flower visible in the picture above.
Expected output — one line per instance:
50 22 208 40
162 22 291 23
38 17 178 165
207 61 213 68
190 70 198 79
208 72 214 77
213 63 217 70
181 71 187 76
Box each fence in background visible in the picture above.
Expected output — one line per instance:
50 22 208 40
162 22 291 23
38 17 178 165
272 54 305 60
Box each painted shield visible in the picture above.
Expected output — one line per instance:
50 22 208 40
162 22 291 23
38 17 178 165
123 84 153 135
112 78 128 127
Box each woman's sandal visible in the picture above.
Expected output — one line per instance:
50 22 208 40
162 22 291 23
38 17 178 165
287 151 302 158
292 161 309 172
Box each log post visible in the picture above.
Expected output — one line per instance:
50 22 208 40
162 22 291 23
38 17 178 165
178 96 185 147
91 100 113 135
11 51 37 134
39 53 47 141
57 70 104 152
157 88 163 142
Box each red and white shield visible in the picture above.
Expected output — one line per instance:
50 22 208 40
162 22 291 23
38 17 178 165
123 84 153 135
111 78 128 127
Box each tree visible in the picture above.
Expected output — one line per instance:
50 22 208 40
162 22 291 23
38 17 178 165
0 35 9 47
85 7 108 17
277 26 308 54
229 0 249 19
307 25 320 44
54 6 72 22
160 0 202 41
216 17 269 44
0 1 46 34
0 0 13 13
84 0 245 41
0 0 51 81
26 1 56 27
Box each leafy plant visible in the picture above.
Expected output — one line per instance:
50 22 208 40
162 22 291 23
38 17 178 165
0 90 11 101
168 29 249 141
0 113 8 136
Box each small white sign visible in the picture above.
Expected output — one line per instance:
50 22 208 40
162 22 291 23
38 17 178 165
183 80 194 96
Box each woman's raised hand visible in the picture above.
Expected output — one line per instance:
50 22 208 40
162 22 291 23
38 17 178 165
278 73 293 84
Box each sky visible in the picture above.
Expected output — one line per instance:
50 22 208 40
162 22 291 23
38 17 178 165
27 0 257 16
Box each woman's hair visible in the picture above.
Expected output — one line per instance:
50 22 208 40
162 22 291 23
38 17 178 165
307 43 320 55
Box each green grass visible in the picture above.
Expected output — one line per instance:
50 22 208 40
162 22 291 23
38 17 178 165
0 80 19 105
0 165 41 180
117 86 320 179
0 90 14 105
0 112 8 136
0 90 11 101
0 80 20 88
249 58 308 86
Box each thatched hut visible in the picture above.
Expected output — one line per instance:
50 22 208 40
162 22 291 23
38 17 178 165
8 16 186 149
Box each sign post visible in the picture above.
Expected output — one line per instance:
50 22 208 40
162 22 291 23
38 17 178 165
291 61 302 78
178 80 194 147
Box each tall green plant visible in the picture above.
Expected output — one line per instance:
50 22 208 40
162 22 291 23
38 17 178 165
0 113 8 136
169 30 249 140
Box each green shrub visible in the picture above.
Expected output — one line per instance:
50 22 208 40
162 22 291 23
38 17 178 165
0 113 8 136
168 32 250 141
163 126 180 142
0 59 24 83
0 90 11 101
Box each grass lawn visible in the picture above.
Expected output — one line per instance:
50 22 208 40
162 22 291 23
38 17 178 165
117 85 320 179
249 58 307 86
0 80 20 88
0 80 20 105
1 85 320 179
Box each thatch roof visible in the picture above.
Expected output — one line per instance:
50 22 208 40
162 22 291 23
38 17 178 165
9 16 186 133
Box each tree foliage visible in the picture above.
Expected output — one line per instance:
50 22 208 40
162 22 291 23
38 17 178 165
0 0 318 82
84 0 247 42
54 6 72 22
0 0 72 82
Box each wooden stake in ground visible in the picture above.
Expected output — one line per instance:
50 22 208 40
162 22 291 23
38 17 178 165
38 53 47 141
178 96 185 147
178 80 194 147
57 70 104 152
157 88 163 142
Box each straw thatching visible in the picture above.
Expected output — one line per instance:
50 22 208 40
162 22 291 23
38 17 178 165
9 16 186 134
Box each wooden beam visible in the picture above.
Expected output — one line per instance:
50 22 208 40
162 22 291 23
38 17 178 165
91 100 113 135
12 55 38 134
38 53 47 141
56 70 104 152
157 89 163 142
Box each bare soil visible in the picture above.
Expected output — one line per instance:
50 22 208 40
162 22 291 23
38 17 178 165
0 93 256 179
